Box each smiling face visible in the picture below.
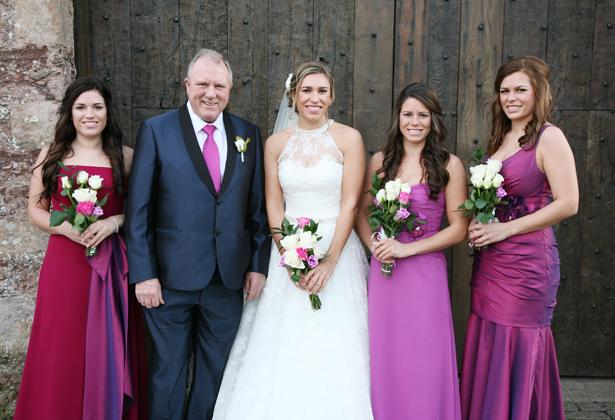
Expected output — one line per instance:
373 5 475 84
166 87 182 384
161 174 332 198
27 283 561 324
294 73 332 125
399 97 431 145
185 57 232 123
71 90 107 140
499 71 536 124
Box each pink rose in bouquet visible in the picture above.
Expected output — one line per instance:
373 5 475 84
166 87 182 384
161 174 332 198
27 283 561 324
76 201 95 216
297 217 311 228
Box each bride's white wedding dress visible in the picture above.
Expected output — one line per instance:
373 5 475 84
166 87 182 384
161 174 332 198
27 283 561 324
213 120 374 419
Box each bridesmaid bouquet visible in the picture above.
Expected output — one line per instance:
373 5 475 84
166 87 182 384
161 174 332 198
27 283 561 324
49 162 109 257
271 217 328 311
457 147 508 250
366 172 425 277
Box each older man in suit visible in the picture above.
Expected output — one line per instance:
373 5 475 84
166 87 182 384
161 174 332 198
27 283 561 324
125 49 270 420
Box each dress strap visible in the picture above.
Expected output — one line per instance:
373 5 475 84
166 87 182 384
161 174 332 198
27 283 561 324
534 124 553 147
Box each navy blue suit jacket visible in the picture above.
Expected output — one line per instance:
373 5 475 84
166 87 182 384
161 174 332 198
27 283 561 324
125 104 271 291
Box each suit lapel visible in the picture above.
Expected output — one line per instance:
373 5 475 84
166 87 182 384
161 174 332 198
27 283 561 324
219 110 237 197
178 103 218 197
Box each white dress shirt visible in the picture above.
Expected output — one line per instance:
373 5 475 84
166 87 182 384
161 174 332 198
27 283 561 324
186 101 227 177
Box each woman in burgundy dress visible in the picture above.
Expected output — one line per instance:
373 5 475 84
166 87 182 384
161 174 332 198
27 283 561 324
460 57 578 420
15 78 147 420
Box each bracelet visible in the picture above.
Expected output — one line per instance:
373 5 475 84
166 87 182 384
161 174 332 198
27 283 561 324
110 217 119 234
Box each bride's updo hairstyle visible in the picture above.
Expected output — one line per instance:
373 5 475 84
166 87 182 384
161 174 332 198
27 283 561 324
36 77 125 203
378 83 450 200
489 56 554 155
286 61 335 115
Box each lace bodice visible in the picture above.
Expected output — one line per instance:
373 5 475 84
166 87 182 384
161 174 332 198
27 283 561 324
278 120 343 224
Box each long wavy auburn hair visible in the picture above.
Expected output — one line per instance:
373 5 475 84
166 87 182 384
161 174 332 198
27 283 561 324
36 77 125 203
489 56 554 155
378 83 450 200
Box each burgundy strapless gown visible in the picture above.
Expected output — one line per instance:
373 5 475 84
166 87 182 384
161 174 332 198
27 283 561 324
369 184 461 420
14 166 147 420
460 126 565 420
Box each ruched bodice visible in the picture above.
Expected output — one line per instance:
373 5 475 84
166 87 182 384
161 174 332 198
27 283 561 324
278 120 343 224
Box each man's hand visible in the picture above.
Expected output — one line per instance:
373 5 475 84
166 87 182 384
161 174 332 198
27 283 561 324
244 272 266 302
135 278 165 308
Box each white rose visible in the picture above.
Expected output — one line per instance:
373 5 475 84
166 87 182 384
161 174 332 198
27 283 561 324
76 170 89 185
469 164 487 181
285 73 293 91
299 231 318 249
284 249 305 269
400 183 412 194
72 188 96 203
486 159 502 173
470 176 483 188
61 176 72 189
376 189 386 203
88 175 103 190
386 189 398 201
280 234 299 251
313 243 326 259
482 176 493 189
492 173 504 188
384 180 400 201
234 139 245 151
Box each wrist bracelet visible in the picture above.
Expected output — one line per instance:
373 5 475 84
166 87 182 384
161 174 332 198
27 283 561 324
110 217 119 234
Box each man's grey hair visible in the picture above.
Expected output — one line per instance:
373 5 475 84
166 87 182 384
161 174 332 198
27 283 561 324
185 49 233 84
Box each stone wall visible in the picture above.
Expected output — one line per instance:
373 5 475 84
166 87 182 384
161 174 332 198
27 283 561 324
0 0 74 416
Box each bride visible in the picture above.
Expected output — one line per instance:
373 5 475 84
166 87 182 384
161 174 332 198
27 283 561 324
213 62 374 419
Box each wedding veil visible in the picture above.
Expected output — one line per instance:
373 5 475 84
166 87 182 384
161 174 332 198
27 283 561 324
272 74 298 134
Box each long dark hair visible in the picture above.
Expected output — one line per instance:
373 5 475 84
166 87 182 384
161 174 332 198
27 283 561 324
36 77 125 202
489 56 554 155
378 83 450 200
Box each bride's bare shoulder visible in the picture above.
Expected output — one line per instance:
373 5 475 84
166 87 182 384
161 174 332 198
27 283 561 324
328 122 363 150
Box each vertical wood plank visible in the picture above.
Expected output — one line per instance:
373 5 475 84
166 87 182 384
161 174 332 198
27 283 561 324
227 0 269 134
89 0 133 144
131 0 181 109
313 0 354 127
451 0 505 364
590 0 615 110
502 0 548 62
577 111 615 376
74 0 91 77
267 0 314 136
132 108 173 138
394 0 430 96
428 0 462 154
179 0 229 108
546 0 595 110
550 110 589 376
353 0 395 158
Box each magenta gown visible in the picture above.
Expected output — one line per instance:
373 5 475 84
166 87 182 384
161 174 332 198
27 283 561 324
460 126 565 420
369 184 461 420
14 166 147 420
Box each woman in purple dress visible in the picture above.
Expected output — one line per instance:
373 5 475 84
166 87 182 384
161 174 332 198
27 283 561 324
460 57 578 420
356 83 468 419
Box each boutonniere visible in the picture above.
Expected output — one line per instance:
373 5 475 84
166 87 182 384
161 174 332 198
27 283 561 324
235 136 251 162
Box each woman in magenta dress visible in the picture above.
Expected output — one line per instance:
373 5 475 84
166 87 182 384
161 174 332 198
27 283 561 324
460 57 578 420
15 78 147 420
356 83 468 419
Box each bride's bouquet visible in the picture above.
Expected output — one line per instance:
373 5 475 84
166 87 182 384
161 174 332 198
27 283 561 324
49 162 109 257
456 147 508 250
366 172 425 277
271 217 328 311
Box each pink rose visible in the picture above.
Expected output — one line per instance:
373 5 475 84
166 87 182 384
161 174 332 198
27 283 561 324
307 255 319 268
92 206 104 217
296 247 308 260
398 191 411 205
297 217 311 228
76 201 95 216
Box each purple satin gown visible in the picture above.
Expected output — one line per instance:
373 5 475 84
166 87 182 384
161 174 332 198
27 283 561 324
460 125 565 420
369 184 461 420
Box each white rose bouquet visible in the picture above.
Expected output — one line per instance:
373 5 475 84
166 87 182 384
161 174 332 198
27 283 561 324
457 147 508 250
270 217 328 311
49 162 109 257
365 172 425 277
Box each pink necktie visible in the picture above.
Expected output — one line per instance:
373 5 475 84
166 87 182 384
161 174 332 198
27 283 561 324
202 125 220 193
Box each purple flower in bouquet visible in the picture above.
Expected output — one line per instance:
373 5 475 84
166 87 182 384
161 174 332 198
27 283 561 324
297 217 311 228
279 255 286 267
92 206 104 217
395 207 411 220
496 186 507 198
307 255 319 268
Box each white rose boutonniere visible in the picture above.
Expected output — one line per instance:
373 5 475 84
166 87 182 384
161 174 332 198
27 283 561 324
235 136 251 162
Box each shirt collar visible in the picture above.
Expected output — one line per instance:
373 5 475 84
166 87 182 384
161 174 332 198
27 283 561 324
186 101 225 135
